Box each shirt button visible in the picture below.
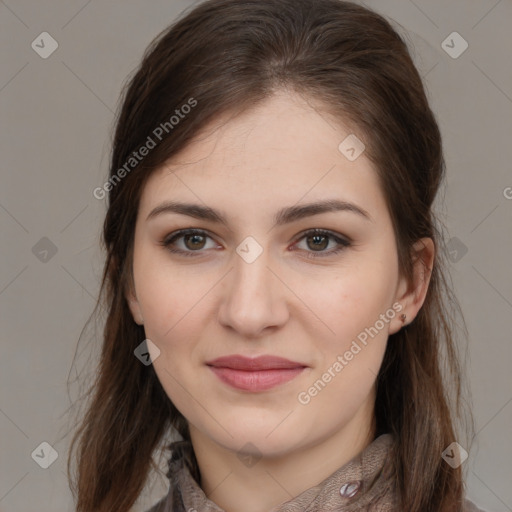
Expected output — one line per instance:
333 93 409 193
339 481 361 498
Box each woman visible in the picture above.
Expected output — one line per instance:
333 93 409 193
68 0 487 511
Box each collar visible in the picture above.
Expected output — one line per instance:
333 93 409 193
164 434 396 512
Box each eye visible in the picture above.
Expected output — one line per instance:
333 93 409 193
160 229 219 257
160 228 351 259
292 229 351 259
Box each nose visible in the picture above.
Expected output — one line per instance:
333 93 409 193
217 247 289 339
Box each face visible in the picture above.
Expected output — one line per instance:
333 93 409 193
128 91 411 457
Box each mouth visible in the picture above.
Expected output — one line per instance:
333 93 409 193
205 355 307 392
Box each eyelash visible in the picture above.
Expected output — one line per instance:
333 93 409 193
160 228 351 259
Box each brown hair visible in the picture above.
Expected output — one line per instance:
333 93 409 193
68 1 471 510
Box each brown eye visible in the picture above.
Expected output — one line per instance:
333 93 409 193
183 233 207 250
306 233 329 251
161 229 218 257
293 229 351 259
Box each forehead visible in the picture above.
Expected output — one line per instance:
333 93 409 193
138 91 387 223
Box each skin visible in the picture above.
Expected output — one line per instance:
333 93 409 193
127 90 434 512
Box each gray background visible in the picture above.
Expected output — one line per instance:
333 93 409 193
1 1 511 511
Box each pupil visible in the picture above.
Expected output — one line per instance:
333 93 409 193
186 234 205 250
308 234 327 251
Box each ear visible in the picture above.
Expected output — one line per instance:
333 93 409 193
125 280 144 326
388 237 435 335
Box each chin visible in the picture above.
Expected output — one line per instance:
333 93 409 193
226 433 299 459
208 415 305 455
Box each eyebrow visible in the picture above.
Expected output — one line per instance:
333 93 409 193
146 199 372 226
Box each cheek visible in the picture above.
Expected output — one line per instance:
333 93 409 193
303 262 397 349
297 258 397 415
133 248 212 339
296 273 393 427
134 265 209 414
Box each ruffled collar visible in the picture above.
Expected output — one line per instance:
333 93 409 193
162 434 396 512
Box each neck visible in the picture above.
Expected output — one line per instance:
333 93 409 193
189 398 376 512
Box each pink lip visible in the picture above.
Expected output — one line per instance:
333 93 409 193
206 355 307 391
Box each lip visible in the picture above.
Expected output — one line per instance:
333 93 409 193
206 355 307 392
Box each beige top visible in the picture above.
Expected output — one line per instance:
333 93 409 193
147 434 488 512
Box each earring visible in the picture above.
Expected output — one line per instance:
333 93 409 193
400 313 407 323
